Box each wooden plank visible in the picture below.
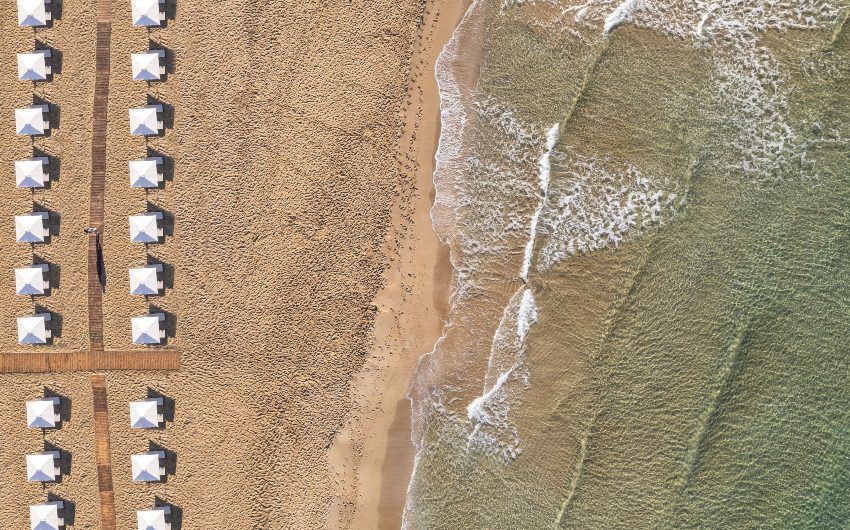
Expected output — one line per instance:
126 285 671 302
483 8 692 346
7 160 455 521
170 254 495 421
0 350 181 373
91 350 183 371
96 0 111 22
91 374 117 530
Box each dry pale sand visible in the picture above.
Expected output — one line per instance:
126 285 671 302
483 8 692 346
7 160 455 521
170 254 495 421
0 3 102 528
0 0 459 528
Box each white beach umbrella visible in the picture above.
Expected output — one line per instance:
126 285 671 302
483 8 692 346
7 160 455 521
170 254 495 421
26 451 60 482
131 451 165 481
17 51 51 81
129 265 163 295
16 264 50 295
131 0 164 26
131 50 165 81
16 158 49 188
129 158 164 188
129 105 163 135
29 501 64 530
18 314 51 345
17 0 50 26
16 213 49 243
131 313 165 345
16 106 49 136
129 213 163 243
130 398 164 429
26 397 60 429
137 506 171 530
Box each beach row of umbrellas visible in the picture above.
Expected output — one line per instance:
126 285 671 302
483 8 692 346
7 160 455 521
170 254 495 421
11 0 172 347
12 0 55 353
129 0 172 351
128 6 175 527
24 394 175 529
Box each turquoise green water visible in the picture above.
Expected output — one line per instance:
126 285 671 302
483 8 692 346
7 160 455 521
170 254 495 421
407 1 849 528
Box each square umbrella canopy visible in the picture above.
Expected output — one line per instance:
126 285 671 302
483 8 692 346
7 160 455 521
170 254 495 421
130 398 164 429
137 506 171 530
16 105 49 135
26 397 61 429
18 314 51 345
129 264 164 296
29 501 64 530
17 0 51 26
26 451 60 482
129 105 163 136
16 264 50 296
129 158 164 188
131 313 166 345
131 451 166 481
131 0 164 26
129 212 164 243
16 212 49 243
16 157 49 188
17 50 51 81
131 50 166 81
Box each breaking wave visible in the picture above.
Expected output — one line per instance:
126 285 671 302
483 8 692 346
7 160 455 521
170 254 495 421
466 287 537 459
521 123 559 281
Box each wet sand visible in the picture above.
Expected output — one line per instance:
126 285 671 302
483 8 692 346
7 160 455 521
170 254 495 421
0 0 444 528
327 1 469 528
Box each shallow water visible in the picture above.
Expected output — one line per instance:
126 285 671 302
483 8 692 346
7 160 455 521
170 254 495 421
405 0 850 528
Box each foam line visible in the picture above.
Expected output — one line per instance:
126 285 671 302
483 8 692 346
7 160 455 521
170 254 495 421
520 123 559 282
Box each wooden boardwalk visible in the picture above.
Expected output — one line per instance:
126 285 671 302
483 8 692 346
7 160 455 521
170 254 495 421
91 374 117 530
0 349 181 373
90 5 118 529
88 8 111 354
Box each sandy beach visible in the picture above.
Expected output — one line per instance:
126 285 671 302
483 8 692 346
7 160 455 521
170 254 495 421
328 1 470 528
0 0 459 528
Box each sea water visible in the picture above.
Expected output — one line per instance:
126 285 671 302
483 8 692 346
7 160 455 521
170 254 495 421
405 0 850 528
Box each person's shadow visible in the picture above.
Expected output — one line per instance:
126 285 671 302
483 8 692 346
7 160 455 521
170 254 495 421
96 233 106 291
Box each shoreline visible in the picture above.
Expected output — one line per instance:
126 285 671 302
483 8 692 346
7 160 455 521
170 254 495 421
327 1 471 528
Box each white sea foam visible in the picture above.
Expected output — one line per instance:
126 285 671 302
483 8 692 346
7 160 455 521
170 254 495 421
537 154 679 270
602 0 645 35
694 4 719 38
467 368 514 442
519 0 840 39
435 96 548 285
430 0 484 255
521 123 560 281
515 288 539 343
538 124 559 198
